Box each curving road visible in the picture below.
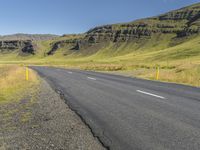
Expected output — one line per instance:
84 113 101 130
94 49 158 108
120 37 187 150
31 66 200 150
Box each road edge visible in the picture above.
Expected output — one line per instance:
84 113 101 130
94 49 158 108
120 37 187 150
31 67 109 150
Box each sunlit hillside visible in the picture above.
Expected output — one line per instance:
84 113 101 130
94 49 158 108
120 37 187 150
0 2 200 86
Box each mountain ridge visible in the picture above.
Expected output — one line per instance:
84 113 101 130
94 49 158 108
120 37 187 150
1 2 200 60
0 2 200 87
0 33 58 41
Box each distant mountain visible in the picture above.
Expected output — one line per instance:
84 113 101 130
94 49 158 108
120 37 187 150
82 2 200 45
0 34 58 41
1 2 200 60
45 2 200 57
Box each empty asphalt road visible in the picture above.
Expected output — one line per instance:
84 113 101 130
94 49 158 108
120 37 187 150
32 66 200 150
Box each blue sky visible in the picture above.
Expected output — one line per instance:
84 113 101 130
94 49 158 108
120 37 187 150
0 0 199 35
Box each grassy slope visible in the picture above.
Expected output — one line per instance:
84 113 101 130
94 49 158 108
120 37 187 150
79 34 200 86
0 33 200 86
0 3 200 86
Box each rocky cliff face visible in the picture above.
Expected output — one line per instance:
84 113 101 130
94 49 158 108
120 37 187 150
47 39 77 55
85 3 200 43
48 3 200 53
0 40 35 54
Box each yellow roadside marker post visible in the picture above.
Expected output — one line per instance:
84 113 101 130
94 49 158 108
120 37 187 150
156 66 160 80
26 67 29 81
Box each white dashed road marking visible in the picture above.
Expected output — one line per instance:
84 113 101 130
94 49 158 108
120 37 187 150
136 90 165 99
87 77 97 81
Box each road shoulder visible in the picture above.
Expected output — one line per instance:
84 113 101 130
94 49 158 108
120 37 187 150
0 78 105 150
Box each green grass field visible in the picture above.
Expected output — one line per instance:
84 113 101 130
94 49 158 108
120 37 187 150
0 33 200 87
1 2 200 87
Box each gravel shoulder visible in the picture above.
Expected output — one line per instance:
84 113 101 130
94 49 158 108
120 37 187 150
0 78 105 150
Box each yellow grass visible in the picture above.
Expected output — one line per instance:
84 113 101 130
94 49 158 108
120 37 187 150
99 62 200 87
0 34 200 87
0 65 39 104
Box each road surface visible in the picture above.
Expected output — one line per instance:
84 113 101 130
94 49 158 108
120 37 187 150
32 66 200 150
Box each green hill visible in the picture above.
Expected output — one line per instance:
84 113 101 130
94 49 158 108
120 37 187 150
0 2 200 86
